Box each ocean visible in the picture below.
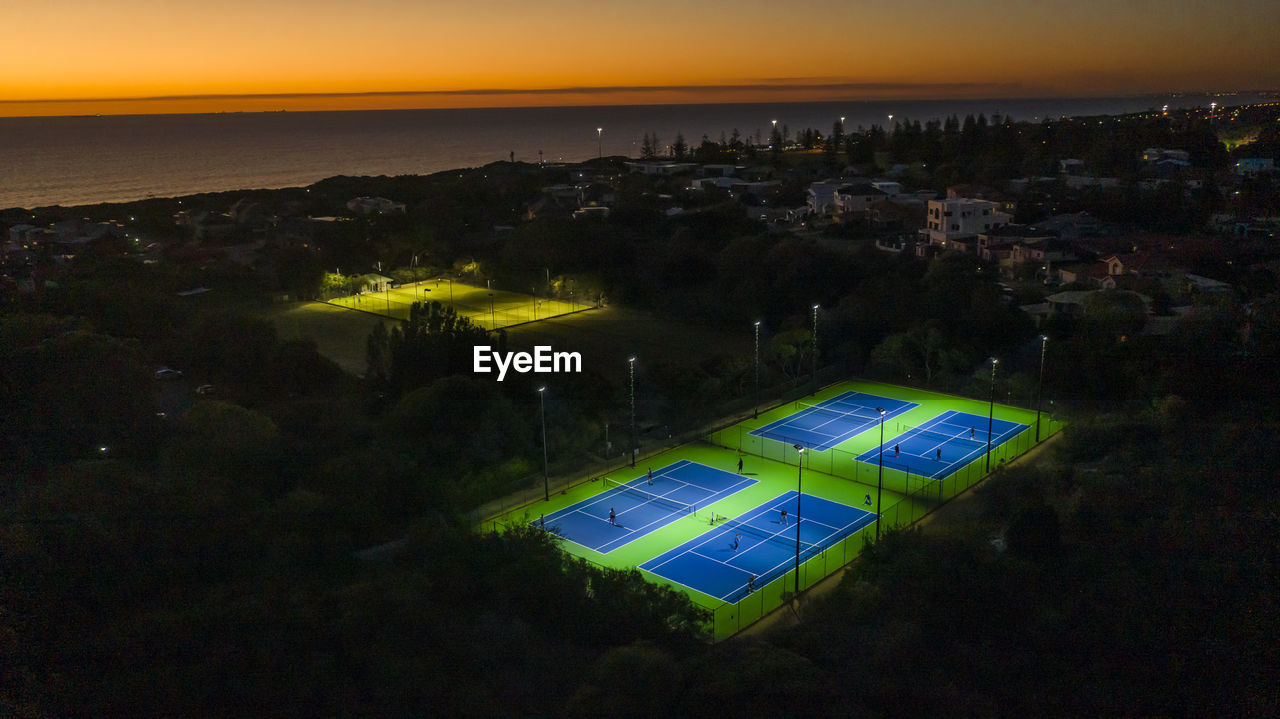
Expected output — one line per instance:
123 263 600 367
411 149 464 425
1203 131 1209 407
0 94 1261 209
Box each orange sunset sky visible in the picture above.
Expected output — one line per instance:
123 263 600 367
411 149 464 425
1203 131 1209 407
3 0 1278 117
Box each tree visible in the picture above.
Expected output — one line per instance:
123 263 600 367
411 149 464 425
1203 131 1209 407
672 133 688 160
1 330 157 469
160 399 286 496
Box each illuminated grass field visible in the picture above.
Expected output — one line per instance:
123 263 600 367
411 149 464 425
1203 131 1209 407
327 279 589 329
490 379 1063 640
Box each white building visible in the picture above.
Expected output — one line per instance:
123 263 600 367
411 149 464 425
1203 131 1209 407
836 184 889 214
806 181 844 215
922 198 1011 249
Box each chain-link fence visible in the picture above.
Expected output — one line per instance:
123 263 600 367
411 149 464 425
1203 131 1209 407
703 416 1065 640
476 370 1066 642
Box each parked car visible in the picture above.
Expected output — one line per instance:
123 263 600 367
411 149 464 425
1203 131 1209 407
195 384 214 395
154 368 182 379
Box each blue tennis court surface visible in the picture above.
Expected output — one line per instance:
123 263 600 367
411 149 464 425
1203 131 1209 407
749 391 918 451
855 410 1028 479
640 491 876 602
536 460 756 554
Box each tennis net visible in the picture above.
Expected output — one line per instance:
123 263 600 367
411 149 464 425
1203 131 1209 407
731 520 825 558
901 424 987 446
603 478 697 517
795 400 885 425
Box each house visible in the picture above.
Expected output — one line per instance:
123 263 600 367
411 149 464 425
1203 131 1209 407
355 273 393 293
920 197 1011 251
1183 273 1232 295
1101 252 1161 277
1045 289 1151 321
1141 148 1190 164
866 199 925 232
977 224 1060 262
1034 212 1102 239
1055 262 1116 289
729 180 781 201
700 164 741 178
870 180 901 196
346 197 406 215
807 181 844 215
624 162 698 176
835 183 889 215
1064 175 1120 190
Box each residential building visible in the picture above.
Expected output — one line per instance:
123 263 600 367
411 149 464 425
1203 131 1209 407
346 197 406 215
921 197 1011 250
835 183 889 215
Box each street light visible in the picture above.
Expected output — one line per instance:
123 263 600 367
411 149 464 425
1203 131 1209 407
986 357 999 471
597 127 603 158
1035 335 1048 442
539 387 549 501
875 407 886 540
753 320 761 418
793 443 804 598
811 304 819 396
628 356 637 467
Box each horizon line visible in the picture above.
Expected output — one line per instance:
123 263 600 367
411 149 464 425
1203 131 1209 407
3 81 1049 105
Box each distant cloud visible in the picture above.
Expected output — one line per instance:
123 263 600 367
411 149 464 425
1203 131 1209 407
1 80 1025 104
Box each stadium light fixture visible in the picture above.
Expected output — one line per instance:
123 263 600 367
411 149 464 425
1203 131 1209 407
810 304 820 396
1035 335 1048 442
793 443 805 598
987 357 999 472
629 357 637 467
753 321 761 418
876 407 886 540
539 387 549 502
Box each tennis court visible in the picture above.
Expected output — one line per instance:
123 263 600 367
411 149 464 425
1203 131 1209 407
640 491 876 602
855 410 1028 479
535 460 756 554
327 278 586 329
749 391 918 451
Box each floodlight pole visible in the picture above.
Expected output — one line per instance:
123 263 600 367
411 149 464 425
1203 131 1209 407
793 444 804 598
539 387 549 502
810 304 819 396
987 357 999 472
629 357 637 467
1035 334 1048 442
753 320 761 418
487 279 495 329
876 407 886 540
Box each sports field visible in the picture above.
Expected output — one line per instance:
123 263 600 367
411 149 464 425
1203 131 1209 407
328 278 589 329
490 379 1062 640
